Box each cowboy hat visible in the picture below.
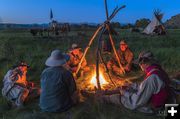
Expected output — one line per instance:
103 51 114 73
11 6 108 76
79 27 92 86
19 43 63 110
134 50 157 64
45 50 70 67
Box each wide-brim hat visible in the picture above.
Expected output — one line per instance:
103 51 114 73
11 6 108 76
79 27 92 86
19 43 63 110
134 50 157 64
45 50 70 67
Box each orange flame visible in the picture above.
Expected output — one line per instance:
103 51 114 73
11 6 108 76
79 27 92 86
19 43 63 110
90 72 108 87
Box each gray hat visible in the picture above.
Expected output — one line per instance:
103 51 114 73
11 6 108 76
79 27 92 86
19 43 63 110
135 51 157 64
45 50 70 67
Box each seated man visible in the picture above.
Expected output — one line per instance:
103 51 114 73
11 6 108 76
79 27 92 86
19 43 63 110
67 43 89 75
98 51 175 113
107 40 134 75
40 50 79 112
2 62 40 108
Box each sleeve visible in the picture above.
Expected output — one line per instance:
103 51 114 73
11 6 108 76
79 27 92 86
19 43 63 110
63 71 77 96
126 50 134 66
121 76 156 110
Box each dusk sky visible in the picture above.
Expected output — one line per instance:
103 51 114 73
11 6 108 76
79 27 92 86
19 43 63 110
0 0 179 24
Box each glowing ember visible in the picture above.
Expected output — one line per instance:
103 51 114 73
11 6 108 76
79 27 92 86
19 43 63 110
90 72 108 87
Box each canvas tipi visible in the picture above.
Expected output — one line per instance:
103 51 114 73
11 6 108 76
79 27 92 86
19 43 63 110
143 10 166 35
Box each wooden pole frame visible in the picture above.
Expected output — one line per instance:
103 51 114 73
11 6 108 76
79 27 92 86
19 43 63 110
96 26 106 90
75 0 126 90
75 25 103 74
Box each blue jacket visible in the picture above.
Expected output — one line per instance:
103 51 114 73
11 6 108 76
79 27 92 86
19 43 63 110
40 66 76 112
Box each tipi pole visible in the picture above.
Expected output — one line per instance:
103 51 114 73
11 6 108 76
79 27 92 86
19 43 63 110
108 5 126 21
96 26 106 90
106 25 125 74
75 25 103 75
104 0 109 19
75 1 126 75
99 51 117 87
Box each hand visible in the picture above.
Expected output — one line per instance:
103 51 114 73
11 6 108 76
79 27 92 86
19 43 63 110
125 65 130 72
72 73 77 79
28 82 34 88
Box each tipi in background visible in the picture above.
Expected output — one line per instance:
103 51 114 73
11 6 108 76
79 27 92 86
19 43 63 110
143 10 166 35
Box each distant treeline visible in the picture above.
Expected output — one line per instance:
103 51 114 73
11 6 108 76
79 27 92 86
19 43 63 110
0 14 179 30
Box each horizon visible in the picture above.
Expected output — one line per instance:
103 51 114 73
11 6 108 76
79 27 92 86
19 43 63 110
0 0 179 24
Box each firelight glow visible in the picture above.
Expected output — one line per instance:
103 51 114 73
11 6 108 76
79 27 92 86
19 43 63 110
90 72 108 87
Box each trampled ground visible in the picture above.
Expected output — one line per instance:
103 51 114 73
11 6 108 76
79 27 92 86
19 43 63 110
0 28 179 119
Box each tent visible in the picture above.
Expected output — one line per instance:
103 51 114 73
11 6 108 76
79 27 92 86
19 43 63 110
143 10 166 35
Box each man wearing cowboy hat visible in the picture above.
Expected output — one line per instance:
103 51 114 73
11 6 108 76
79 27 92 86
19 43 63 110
2 61 40 108
67 43 89 76
107 40 134 75
98 51 175 113
40 50 79 112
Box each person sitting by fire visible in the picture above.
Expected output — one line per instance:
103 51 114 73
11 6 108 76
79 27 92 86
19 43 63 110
107 40 134 75
97 51 175 113
67 43 90 76
40 50 79 112
2 61 40 108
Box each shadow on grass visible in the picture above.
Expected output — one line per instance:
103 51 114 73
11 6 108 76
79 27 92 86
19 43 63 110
0 97 164 119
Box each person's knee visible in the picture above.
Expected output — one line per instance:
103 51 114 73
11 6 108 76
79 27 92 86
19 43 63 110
16 89 29 106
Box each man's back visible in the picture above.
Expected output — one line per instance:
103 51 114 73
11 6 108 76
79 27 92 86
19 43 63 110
40 66 76 112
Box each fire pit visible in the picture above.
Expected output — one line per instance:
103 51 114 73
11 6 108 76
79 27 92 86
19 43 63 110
77 65 126 94
90 71 108 88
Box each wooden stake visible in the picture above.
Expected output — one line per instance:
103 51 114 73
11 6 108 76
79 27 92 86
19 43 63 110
99 51 117 87
75 4 126 75
104 0 109 19
75 25 103 75
96 26 106 90
106 25 125 74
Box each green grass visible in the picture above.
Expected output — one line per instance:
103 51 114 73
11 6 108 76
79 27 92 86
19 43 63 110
0 28 180 119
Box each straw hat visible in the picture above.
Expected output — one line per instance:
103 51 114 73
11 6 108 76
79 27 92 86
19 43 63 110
45 50 70 67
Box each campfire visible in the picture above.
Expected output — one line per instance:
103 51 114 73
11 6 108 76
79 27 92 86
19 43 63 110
90 71 108 88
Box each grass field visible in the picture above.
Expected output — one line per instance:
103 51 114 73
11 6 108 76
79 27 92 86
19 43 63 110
0 28 179 119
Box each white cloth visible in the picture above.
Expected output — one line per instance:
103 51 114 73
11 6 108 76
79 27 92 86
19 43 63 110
2 70 27 106
121 74 165 113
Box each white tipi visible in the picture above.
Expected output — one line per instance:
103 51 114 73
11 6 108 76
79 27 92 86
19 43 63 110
143 10 165 35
